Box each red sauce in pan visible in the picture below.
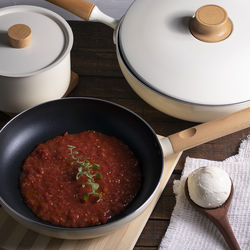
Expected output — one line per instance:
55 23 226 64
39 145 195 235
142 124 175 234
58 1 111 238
20 130 142 227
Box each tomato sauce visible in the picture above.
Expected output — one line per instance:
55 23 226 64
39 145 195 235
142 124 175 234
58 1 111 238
20 130 142 227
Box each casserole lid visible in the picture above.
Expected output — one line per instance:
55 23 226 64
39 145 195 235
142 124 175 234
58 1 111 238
0 5 73 77
119 0 250 106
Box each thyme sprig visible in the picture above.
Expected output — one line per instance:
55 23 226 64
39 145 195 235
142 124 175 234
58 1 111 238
67 145 102 202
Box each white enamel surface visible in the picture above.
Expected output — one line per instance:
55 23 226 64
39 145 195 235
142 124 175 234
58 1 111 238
187 166 231 208
119 0 250 105
117 48 250 122
89 6 119 29
0 5 73 77
0 5 73 113
0 54 71 113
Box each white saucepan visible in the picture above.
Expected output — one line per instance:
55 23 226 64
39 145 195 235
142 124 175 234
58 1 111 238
0 5 73 114
46 0 250 122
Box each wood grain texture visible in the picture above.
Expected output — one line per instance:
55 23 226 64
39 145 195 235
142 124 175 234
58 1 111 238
1 21 250 249
168 108 250 153
136 220 170 247
8 24 32 48
0 151 182 250
46 0 95 21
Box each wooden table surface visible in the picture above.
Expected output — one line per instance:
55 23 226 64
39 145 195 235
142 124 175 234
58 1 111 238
1 21 250 250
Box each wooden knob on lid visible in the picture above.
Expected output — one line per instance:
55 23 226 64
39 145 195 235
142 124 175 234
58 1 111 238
190 5 233 42
8 24 32 48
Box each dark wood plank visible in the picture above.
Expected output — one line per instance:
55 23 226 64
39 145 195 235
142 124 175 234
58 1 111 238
70 21 121 77
150 196 176 220
68 75 195 135
150 174 180 220
135 220 170 247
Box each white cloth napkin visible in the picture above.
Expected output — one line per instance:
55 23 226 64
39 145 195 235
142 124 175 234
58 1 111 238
159 136 250 250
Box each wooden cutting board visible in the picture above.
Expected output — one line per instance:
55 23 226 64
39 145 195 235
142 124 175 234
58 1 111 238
0 140 182 250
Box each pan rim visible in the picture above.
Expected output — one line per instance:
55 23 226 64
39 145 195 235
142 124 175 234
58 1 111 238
0 96 164 232
116 21 250 107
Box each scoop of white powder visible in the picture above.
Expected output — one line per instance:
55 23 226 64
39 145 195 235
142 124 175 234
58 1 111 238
187 166 231 208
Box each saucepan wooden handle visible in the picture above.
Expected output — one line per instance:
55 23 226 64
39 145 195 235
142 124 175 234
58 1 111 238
168 108 250 153
46 0 95 21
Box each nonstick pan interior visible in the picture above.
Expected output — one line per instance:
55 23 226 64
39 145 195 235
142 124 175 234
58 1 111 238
0 97 163 229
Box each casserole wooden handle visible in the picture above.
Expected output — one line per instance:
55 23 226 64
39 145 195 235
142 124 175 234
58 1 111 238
46 0 95 21
168 108 250 153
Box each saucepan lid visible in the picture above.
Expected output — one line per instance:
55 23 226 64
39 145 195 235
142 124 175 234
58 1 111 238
0 5 73 77
119 0 249 106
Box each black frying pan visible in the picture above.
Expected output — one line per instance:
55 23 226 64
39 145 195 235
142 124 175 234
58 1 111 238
0 97 163 239
0 97 250 239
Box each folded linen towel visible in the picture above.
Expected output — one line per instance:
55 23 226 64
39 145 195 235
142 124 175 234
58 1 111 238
159 136 250 250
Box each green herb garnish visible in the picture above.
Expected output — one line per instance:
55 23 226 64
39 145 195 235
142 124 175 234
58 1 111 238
67 145 102 202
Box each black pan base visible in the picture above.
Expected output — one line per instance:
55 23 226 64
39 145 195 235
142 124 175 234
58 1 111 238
0 97 163 230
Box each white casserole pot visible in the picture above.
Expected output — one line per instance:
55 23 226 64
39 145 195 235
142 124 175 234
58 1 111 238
47 0 250 122
0 5 73 114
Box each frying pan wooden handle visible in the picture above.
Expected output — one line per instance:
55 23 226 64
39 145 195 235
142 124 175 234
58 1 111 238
168 108 250 153
46 0 95 21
